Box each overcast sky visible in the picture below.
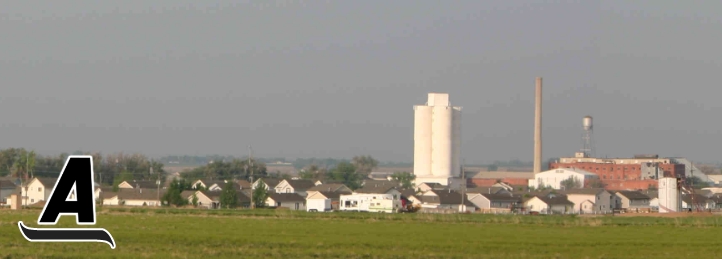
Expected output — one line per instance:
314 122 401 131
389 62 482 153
1 1 721 164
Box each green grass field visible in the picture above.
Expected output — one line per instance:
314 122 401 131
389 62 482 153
1 208 721 258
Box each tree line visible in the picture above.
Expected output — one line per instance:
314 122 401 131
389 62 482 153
0 148 164 187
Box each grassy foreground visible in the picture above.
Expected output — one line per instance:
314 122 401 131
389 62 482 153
0 208 721 258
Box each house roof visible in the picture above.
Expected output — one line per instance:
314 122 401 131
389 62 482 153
123 180 159 189
307 183 351 193
466 187 506 195
536 194 574 206
0 179 17 189
562 188 607 196
269 193 305 202
467 171 534 179
283 180 316 191
616 191 650 200
421 182 445 189
180 190 196 199
236 180 252 189
362 180 400 187
419 190 476 207
115 188 166 200
316 191 343 199
257 178 281 188
355 184 399 194
37 178 58 189
480 193 522 202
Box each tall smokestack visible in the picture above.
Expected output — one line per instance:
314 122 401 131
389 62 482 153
533 77 542 174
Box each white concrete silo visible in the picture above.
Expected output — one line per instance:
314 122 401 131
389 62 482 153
658 177 681 213
452 107 462 178
413 93 461 186
431 106 453 178
413 105 432 176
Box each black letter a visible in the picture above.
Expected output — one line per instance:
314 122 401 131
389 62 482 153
39 155 95 224
18 155 116 249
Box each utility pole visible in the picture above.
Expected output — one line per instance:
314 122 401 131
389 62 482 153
152 161 159 206
461 158 466 213
249 145 254 209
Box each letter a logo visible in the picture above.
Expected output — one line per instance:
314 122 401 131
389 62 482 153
18 155 116 249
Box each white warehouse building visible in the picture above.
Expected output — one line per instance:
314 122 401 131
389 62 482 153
413 93 463 189
528 168 600 190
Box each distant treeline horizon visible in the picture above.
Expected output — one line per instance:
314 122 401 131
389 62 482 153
156 155 538 169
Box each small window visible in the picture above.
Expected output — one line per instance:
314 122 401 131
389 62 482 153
38 187 42 192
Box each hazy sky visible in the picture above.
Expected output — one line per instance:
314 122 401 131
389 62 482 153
2 1 721 164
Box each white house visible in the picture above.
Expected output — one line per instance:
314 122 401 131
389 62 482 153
523 193 574 214
306 191 344 212
528 168 600 190
101 188 165 206
252 178 281 192
467 193 522 211
21 178 57 205
273 179 317 197
118 180 161 189
564 188 614 214
266 193 306 210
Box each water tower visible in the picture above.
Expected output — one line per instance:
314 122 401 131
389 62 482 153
581 116 595 158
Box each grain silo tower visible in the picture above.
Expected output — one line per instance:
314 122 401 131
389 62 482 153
413 93 462 188
658 177 682 213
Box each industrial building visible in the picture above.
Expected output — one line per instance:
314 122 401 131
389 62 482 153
412 93 463 189
528 168 600 190
549 153 685 190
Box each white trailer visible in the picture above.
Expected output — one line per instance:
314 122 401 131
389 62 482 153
339 193 402 213
307 198 332 212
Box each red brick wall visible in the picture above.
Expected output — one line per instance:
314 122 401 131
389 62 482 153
604 180 658 190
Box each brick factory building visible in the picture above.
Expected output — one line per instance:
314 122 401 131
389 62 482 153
548 153 686 190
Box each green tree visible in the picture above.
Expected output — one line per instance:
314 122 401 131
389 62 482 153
560 176 582 190
328 162 363 190
220 181 239 209
191 193 199 207
391 172 415 189
252 181 268 208
351 155 378 175
162 179 190 207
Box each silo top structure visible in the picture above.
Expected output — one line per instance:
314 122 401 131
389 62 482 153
583 116 593 131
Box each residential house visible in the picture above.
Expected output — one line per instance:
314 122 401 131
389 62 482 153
274 179 317 197
102 188 166 206
419 189 477 212
0 179 17 204
467 192 522 212
191 179 225 190
252 178 281 192
307 183 353 195
266 193 306 210
523 193 574 214
417 182 446 192
206 180 252 191
615 191 651 211
306 191 345 212
21 177 58 205
401 189 422 206
467 187 512 196
354 181 402 197
563 188 614 214
118 180 161 189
